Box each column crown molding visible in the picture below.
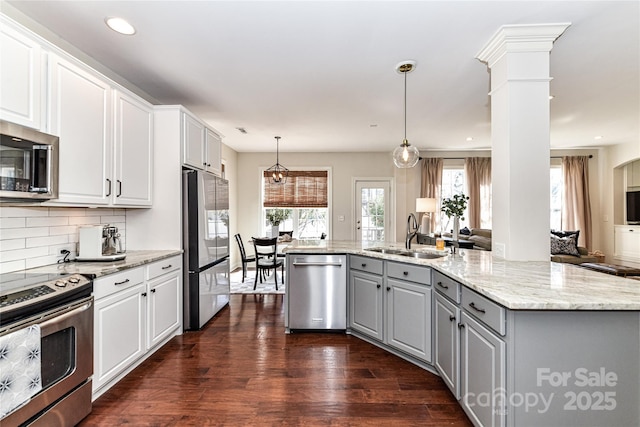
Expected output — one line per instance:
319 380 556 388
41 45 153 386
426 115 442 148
476 23 571 68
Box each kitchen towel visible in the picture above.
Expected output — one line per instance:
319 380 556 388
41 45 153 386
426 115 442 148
0 325 42 419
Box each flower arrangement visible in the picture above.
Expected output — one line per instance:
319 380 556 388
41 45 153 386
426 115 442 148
266 208 292 226
441 194 469 220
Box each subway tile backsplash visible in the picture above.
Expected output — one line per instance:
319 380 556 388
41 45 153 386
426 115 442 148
0 206 126 274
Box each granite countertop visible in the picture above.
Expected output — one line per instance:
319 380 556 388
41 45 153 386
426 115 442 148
284 240 640 311
17 250 183 279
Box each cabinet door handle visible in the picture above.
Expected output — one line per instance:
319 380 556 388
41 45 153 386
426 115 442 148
114 278 130 285
106 178 112 196
449 315 456 321
117 180 122 197
468 302 486 313
386 286 391 291
203 162 207 166
151 288 156 293
403 271 408 276
458 323 465 329
376 284 381 289
141 292 147 297
437 281 449 289
162 264 172 270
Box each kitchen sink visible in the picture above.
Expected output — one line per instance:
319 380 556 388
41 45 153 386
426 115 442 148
365 248 446 259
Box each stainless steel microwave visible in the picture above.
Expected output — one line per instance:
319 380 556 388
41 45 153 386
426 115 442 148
0 120 59 201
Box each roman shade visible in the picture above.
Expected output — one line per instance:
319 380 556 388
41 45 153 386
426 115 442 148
263 170 328 208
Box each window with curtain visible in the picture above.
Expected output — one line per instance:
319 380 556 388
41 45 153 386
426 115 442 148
263 170 329 238
441 166 468 232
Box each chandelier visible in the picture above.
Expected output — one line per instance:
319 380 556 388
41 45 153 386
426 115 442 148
266 136 289 184
392 60 420 168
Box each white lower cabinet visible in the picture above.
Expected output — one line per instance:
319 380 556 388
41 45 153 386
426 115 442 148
93 256 181 398
349 270 384 340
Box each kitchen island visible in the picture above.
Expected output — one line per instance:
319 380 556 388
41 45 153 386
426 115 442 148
284 240 640 427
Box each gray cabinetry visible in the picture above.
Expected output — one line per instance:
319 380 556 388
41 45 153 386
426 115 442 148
349 269 383 340
460 311 506 427
349 255 432 363
435 292 460 398
386 261 432 362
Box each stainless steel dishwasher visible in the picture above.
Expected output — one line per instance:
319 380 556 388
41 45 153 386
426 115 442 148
286 254 347 331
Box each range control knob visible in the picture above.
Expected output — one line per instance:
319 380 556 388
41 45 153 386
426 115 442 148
55 280 67 288
68 277 80 284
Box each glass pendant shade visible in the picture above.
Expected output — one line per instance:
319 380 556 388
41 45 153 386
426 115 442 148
392 61 420 169
393 139 420 168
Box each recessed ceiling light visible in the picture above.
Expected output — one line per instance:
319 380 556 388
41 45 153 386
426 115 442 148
549 95 555 100
105 17 136 35
466 137 474 142
235 127 247 134
369 124 378 128
594 135 603 140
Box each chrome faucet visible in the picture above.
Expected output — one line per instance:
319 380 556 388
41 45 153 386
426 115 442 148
406 213 419 249
450 240 459 254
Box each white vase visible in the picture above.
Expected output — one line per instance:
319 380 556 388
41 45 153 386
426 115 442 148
453 217 460 241
271 224 279 238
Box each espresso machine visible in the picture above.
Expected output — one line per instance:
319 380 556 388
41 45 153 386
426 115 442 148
77 224 126 261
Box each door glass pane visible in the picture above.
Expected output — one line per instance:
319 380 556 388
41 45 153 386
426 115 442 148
361 188 385 242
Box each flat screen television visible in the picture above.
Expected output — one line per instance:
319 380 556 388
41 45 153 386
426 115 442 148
627 190 640 224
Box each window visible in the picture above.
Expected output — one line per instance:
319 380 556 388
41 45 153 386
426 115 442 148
550 163 563 231
440 167 468 232
263 170 329 239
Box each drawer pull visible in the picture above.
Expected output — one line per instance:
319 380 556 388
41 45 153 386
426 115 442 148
161 264 172 270
468 302 486 313
437 281 449 289
361 263 367 267
403 271 408 276
449 315 456 321
114 279 130 285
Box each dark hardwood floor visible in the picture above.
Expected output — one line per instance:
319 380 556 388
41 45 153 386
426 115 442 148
80 294 472 426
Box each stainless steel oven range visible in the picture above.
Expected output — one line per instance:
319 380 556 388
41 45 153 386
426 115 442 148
0 272 93 427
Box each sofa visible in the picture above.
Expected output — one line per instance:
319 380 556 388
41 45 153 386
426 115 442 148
457 228 599 264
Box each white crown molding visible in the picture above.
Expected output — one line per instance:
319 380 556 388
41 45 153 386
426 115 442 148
476 23 572 68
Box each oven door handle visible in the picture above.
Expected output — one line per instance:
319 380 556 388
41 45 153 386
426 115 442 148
1 297 93 335
39 300 93 329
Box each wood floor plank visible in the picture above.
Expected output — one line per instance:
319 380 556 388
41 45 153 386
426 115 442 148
80 294 472 426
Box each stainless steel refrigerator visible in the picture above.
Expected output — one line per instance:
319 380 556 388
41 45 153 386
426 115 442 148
183 168 230 330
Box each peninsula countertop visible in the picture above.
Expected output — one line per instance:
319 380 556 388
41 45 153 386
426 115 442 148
9 250 183 279
283 240 640 311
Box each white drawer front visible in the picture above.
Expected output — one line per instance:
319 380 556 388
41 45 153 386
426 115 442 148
93 267 145 300
147 255 182 280
461 286 506 336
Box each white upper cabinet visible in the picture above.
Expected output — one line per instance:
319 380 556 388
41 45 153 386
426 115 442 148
182 110 222 176
47 52 112 205
182 112 205 169
205 127 222 176
0 16 43 129
113 90 153 206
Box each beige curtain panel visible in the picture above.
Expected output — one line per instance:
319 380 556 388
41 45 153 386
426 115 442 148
420 158 443 232
562 156 592 249
464 157 492 229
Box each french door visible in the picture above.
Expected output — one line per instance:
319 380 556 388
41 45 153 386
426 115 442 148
354 179 392 242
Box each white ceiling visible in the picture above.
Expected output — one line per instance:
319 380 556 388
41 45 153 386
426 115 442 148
6 1 639 153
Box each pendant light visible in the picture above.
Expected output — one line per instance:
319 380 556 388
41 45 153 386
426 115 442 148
392 61 420 168
266 136 289 184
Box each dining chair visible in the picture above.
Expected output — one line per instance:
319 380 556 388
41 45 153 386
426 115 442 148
252 237 284 290
234 234 256 283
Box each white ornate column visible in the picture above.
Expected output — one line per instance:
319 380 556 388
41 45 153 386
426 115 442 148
477 23 570 261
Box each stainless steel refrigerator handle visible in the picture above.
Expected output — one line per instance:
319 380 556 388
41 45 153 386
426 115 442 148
292 262 343 267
